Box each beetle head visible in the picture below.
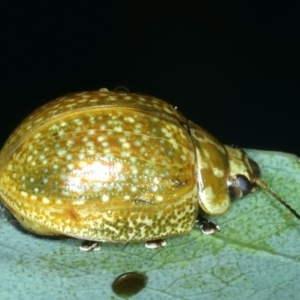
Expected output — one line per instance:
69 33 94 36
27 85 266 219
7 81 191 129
225 146 300 221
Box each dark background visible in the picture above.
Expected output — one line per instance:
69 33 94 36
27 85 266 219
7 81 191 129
2 1 300 155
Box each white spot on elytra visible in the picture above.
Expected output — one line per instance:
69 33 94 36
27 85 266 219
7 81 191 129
130 157 136 163
134 140 141 147
79 153 85 160
42 197 50 204
74 118 83 125
162 128 172 137
102 195 110 202
73 199 86 205
114 126 123 132
86 141 94 148
87 149 95 155
97 136 106 142
122 142 130 149
152 186 158 192
115 162 123 170
169 138 178 149
67 164 74 170
82 136 89 143
125 117 135 123
130 166 138 175
121 151 130 157
66 140 74 147
57 149 67 156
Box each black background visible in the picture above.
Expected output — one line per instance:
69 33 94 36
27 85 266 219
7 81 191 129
2 1 300 155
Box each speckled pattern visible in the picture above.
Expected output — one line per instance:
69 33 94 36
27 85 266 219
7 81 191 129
0 88 260 242
0 89 198 242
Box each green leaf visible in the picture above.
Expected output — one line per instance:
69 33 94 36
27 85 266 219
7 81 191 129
1 150 300 299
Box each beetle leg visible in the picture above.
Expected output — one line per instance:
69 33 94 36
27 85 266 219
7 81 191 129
196 215 220 235
79 240 101 252
145 239 167 249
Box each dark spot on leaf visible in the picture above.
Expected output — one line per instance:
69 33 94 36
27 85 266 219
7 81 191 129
112 272 147 298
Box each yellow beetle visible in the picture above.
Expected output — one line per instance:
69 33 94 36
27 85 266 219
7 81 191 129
0 88 298 250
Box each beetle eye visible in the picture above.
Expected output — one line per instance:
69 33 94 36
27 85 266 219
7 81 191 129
227 175 252 199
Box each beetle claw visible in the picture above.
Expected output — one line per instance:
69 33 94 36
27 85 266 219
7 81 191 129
80 240 101 252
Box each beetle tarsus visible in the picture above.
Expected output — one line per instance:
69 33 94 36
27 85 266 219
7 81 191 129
80 240 101 252
145 239 167 249
196 215 220 235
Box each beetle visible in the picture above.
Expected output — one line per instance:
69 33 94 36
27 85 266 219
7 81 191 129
0 88 299 250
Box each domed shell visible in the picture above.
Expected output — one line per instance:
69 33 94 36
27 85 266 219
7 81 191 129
0 89 199 242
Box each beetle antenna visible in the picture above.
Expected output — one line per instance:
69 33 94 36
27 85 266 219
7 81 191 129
255 178 300 220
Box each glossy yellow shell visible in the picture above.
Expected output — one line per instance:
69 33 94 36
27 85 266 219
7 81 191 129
0 88 258 242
